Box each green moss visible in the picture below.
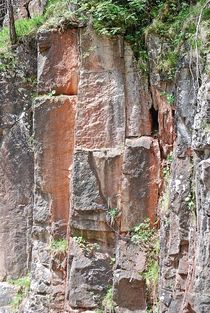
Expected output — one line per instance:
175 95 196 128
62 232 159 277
143 260 159 288
102 287 115 312
50 239 68 253
9 275 30 312
160 92 175 105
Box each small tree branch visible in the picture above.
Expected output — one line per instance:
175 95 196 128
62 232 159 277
7 0 17 45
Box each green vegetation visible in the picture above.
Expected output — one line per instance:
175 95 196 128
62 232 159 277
160 92 175 105
130 218 155 245
0 0 68 51
0 50 17 71
73 236 100 253
130 218 159 308
143 260 159 289
0 15 44 51
50 239 68 253
143 235 160 310
185 191 196 212
9 275 30 312
163 152 173 179
107 207 119 225
0 0 209 80
72 0 210 77
101 287 115 312
204 122 210 131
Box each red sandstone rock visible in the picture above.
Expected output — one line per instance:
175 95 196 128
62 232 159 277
37 29 79 96
75 27 125 149
151 86 175 154
34 96 77 235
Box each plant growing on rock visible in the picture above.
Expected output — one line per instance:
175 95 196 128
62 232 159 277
162 151 173 179
185 191 196 212
107 207 119 225
160 91 175 105
73 236 100 254
102 287 116 313
130 218 155 246
50 239 68 253
9 274 30 312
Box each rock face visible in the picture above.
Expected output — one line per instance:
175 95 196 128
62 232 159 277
0 40 36 282
1 10 210 313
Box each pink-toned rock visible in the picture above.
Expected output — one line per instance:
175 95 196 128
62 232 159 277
37 29 79 96
120 137 160 231
75 27 125 149
124 45 152 137
151 86 175 154
34 95 77 233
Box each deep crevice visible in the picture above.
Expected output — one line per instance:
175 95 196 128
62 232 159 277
150 106 159 134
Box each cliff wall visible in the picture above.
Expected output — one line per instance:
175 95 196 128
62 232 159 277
0 1 210 313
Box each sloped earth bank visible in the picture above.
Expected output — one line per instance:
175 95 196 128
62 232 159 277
0 17 210 313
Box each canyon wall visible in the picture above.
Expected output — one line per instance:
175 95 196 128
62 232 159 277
0 7 210 313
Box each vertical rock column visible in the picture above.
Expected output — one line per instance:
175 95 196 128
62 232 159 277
66 27 126 312
26 29 79 313
66 27 161 313
190 55 210 312
0 41 36 280
0 40 37 311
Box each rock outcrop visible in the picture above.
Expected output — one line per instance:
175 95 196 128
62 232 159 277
0 4 210 313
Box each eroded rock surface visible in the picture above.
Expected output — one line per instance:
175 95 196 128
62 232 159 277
1 11 210 313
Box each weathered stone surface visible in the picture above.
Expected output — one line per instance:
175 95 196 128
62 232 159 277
34 95 77 234
151 86 175 154
3 21 210 313
0 122 33 280
188 158 210 313
28 0 47 18
120 137 160 231
192 77 210 151
67 239 112 310
0 282 19 312
25 95 77 313
113 270 146 313
37 29 79 95
71 148 122 245
175 65 197 157
0 41 36 281
115 240 146 273
113 240 146 312
75 27 125 149
124 45 152 138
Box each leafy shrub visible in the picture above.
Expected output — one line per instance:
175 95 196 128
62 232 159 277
107 207 119 225
130 218 155 245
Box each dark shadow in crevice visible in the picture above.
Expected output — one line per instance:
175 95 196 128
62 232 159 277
150 106 159 135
